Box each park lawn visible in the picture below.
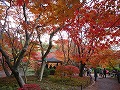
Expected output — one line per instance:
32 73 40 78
0 75 92 90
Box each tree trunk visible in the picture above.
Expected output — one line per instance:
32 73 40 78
21 66 27 83
1 57 11 77
12 68 25 87
5 61 25 87
2 64 11 77
21 62 29 83
40 61 46 81
79 62 85 77
23 70 27 83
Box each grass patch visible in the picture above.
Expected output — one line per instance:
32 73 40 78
0 77 18 90
46 75 91 89
0 75 92 90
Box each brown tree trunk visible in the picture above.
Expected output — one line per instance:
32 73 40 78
2 64 11 77
1 56 10 77
1 58 11 77
79 62 85 77
11 68 25 87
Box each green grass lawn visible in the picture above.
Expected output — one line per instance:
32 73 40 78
0 75 92 90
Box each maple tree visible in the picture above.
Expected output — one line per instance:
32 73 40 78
54 37 73 64
90 49 120 69
20 43 40 83
0 0 37 87
59 0 120 76
29 0 81 81
52 0 120 77
54 37 92 76
0 0 81 88
0 0 120 88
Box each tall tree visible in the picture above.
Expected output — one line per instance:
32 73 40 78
0 0 35 87
62 0 120 76
27 0 81 81
0 0 81 87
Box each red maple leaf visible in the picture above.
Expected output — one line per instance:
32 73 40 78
17 0 29 6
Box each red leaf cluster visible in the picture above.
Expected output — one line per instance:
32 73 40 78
17 0 29 6
65 65 80 75
55 65 79 77
18 84 41 90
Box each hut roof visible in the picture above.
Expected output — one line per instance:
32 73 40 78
39 57 62 63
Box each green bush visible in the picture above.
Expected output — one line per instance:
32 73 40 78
115 67 120 71
0 86 18 90
49 69 55 75
105 67 120 71
43 68 50 77
35 68 41 77
35 67 50 78
106 67 113 71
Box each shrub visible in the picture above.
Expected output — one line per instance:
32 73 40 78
43 68 50 77
105 67 113 71
34 62 41 77
35 68 41 78
65 65 79 77
18 84 41 90
48 75 91 88
35 67 50 78
115 67 120 71
0 86 17 90
55 66 65 77
49 68 55 75
55 65 79 78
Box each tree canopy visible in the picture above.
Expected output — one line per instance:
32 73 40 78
0 0 120 88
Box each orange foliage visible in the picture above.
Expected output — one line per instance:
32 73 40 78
58 0 120 66
0 0 119 82
89 49 119 68
54 50 65 62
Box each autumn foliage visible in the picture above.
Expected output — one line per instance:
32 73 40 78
0 0 120 87
89 49 120 68
16 0 29 6
18 84 41 90
55 65 79 78
60 0 120 68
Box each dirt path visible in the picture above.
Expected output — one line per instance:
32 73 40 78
83 77 120 90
